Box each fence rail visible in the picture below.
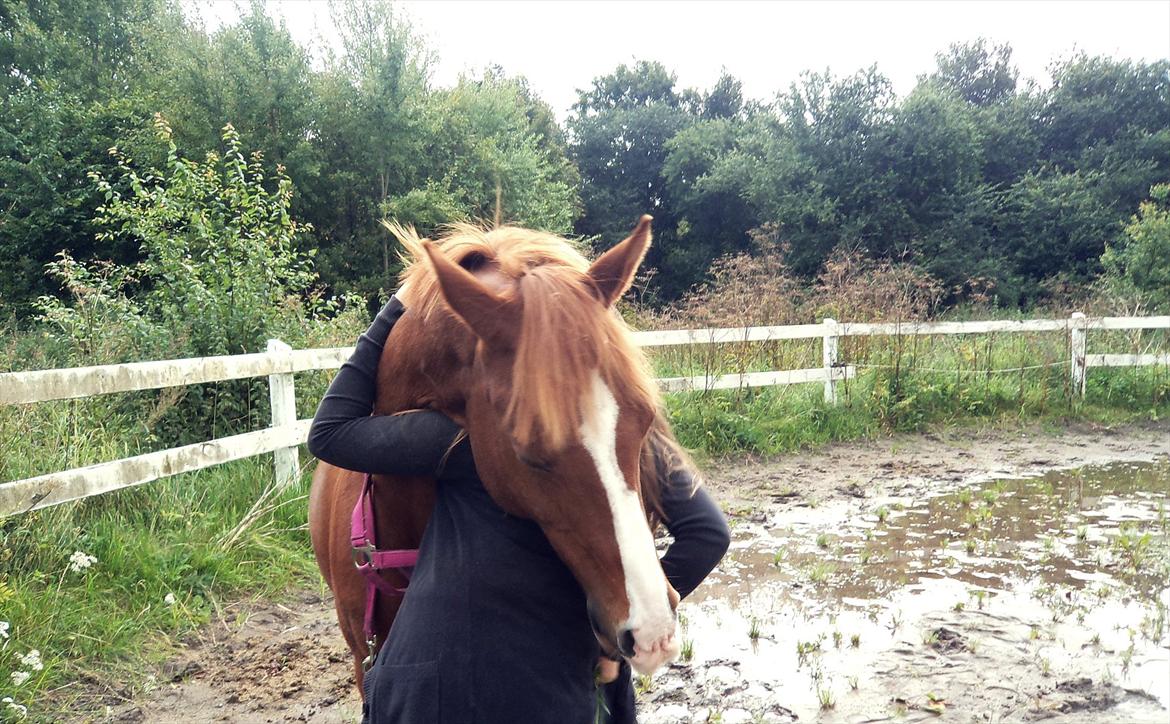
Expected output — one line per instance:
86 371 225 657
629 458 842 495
3 314 1168 517
0 347 353 406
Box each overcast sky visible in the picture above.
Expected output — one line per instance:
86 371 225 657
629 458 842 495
192 0 1170 119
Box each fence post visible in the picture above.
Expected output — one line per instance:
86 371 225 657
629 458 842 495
822 318 839 404
1069 312 1087 398
267 339 299 489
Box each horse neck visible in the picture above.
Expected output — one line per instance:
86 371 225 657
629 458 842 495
373 312 471 419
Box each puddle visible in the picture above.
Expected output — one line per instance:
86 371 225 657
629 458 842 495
646 459 1170 723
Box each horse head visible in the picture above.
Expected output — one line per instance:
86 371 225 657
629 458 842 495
391 216 679 675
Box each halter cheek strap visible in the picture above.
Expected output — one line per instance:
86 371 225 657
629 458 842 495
350 473 418 671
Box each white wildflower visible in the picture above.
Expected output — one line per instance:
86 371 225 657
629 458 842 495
2 696 28 718
164 593 176 606
0 621 9 639
18 650 42 671
68 550 98 573
10 670 29 686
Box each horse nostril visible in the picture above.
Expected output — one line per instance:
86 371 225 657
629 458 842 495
618 628 637 657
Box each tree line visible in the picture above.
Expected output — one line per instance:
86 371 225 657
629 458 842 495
2 0 1167 318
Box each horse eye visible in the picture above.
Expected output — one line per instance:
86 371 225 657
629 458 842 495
459 252 488 271
517 451 553 473
512 439 553 472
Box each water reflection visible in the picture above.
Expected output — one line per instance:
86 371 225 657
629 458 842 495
666 458 1170 722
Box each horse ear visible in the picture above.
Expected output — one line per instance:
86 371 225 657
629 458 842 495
589 215 653 307
422 241 518 347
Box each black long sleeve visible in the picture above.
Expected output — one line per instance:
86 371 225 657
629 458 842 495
658 471 732 599
307 297 463 476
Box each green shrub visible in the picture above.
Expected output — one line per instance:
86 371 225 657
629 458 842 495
30 116 366 445
1102 183 1170 313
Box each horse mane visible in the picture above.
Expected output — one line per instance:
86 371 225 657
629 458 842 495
385 220 661 455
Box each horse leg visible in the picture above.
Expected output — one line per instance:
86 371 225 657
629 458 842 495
310 465 372 694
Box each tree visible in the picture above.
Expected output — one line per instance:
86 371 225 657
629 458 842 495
927 39 1017 106
1102 184 1170 311
745 67 907 274
569 61 698 297
0 0 183 100
387 69 581 235
994 167 1121 304
306 0 432 296
702 71 744 119
1040 55 1170 234
888 85 998 294
155 2 317 167
0 88 166 314
0 0 183 314
661 112 761 289
1043 55 1170 167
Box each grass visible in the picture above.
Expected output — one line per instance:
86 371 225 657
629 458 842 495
795 639 821 661
804 560 837 584
748 617 761 641
0 458 318 720
817 684 835 710
659 327 1169 457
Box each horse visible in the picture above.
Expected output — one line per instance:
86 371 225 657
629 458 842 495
308 216 684 695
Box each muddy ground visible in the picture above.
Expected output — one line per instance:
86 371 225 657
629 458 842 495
97 421 1170 723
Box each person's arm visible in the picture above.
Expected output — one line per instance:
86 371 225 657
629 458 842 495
658 470 731 599
307 296 463 476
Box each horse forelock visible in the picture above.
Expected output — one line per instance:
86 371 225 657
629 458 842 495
510 265 660 453
389 221 659 455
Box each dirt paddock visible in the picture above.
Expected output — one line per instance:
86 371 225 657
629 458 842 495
101 421 1170 723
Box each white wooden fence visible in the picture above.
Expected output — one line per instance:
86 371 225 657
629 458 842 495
2 314 1167 518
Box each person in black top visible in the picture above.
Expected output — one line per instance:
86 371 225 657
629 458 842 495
309 294 731 724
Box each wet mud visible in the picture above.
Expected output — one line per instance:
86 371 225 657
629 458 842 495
96 422 1169 723
647 456 1170 722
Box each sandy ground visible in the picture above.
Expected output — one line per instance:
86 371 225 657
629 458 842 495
94 420 1170 724
700 419 1170 513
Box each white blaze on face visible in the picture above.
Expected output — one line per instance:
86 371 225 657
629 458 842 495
578 371 679 675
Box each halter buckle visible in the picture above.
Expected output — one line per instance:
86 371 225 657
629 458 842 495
352 542 376 568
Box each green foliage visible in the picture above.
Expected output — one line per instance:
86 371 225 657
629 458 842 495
0 0 184 100
569 60 698 297
995 167 1122 304
0 88 157 314
38 117 321 360
0 457 319 720
31 118 357 443
409 70 582 234
306 0 433 296
569 45 1166 306
1102 184 1170 312
928 38 1017 106
1 0 1167 312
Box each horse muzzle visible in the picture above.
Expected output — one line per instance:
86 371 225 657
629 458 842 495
587 599 680 674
